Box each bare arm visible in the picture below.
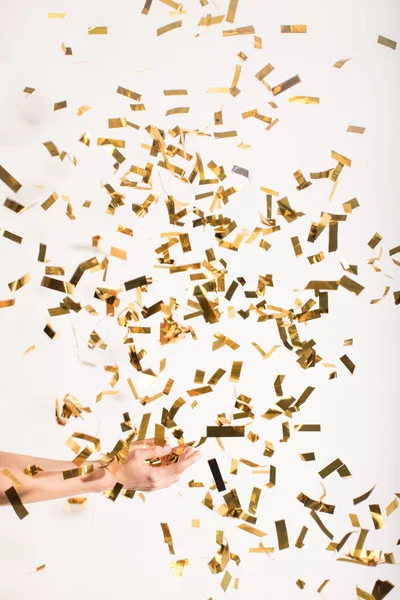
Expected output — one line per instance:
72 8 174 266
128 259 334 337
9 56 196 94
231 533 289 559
0 441 201 509
0 450 78 472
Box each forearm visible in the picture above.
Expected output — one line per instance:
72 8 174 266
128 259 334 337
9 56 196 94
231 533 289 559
0 450 78 472
0 462 110 506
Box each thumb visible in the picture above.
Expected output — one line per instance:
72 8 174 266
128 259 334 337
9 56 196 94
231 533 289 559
138 444 172 460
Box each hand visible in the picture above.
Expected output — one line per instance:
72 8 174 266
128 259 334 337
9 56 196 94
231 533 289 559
102 439 201 492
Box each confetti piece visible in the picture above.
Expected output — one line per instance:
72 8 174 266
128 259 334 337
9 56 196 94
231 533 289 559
54 100 67 111
5 486 29 519
77 105 92 116
340 354 355 374
295 526 308 548
8 272 30 292
2 469 23 488
333 58 352 68
255 63 274 81
281 25 307 33
223 26 255 37
289 96 319 104
207 426 244 437
0 165 22 193
208 459 226 492
161 523 175 554
275 520 289 550
226 0 239 23
272 74 301 96
23 87 35 95
48 12 65 18
88 27 108 35
157 20 182 36
377 35 397 50
386 498 399 516
238 524 267 537
347 125 365 134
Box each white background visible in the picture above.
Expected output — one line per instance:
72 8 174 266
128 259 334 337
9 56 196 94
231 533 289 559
0 0 399 598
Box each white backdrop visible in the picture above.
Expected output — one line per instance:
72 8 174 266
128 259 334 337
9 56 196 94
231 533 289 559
0 0 399 598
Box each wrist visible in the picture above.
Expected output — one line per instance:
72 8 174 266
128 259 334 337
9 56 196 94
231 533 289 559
80 461 116 494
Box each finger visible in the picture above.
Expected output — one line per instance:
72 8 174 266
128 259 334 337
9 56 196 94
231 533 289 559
171 443 195 457
157 450 201 478
130 437 155 448
137 444 172 460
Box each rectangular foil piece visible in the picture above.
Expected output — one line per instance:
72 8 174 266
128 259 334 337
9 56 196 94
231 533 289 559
289 96 319 104
281 25 307 33
223 26 255 37
238 524 267 537
161 523 175 554
275 520 289 550
377 35 397 50
340 354 355 374
272 74 300 96
331 150 351 167
347 125 365 134
207 426 244 437
226 0 239 23
117 86 141 101
295 526 308 548
5 486 29 519
88 27 107 34
255 63 274 81
54 100 67 111
368 232 382 249
369 504 384 529
386 498 399 516
208 459 226 491
0 165 22 193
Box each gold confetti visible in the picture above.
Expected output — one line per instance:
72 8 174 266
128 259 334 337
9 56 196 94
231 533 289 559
61 43 72 55
161 523 175 554
5 486 29 520
2 469 23 488
369 504 384 529
295 526 308 548
108 117 127 128
386 498 399 516
0 165 22 193
8 272 30 292
77 105 92 116
23 86 35 95
281 25 307 33
353 485 376 505
272 74 301 96
377 35 397 50
0 298 15 308
368 232 382 249
275 520 289 550
88 27 107 35
333 58 352 68
157 20 182 36
223 26 255 37
226 0 239 23
54 100 67 111
340 354 355 374
347 125 366 134
289 96 319 104
48 12 65 18
238 524 267 537
255 63 274 81
166 107 190 116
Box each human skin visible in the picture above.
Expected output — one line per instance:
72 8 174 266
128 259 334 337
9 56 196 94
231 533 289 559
0 439 201 506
